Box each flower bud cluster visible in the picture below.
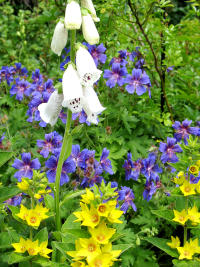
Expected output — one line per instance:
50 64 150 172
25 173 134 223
67 182 123 266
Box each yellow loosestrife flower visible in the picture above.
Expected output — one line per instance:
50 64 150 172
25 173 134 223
34 203 49 220
195 180 200 194
88 253 113 266
189 165 199 175
26 209 42 227
81 188 95 204
17 178 29 191
167 236 180 249
12 237 27 253
89 222 116 244
107 209 123 224
102 243 121 261
177 241 195 260
97 203 111 217
16 205 30 221
180 180 196 196
188 206 200 225
173 171 185 185
77 237 101 262
196 160 200 167
71 261 86 267
25 239 40 256
38 241 53 258
173 209 188 225
189 238 200 254
79 205 100 228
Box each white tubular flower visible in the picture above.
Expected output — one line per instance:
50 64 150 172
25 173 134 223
38 91 63 126
81 0 100 22
76 46 102 86
51 21 68 56
62 63 83 113
82 86 105 124
82 13 99 45
65 0 82 29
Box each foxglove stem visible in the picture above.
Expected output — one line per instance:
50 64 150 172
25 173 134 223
54 30 76 234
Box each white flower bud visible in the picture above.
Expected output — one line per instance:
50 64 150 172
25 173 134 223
62 63 83 113
38 91 63 126
82 86 105 124
51 21 68 56
81 0 100 22
65 0 82 29
82 14 99 45
76 46 102 86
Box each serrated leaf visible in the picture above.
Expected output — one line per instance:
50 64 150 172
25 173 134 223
144 237 179 258
0 186 21 202
0 151 13 168
151 209 174 222
172 259 200 267
34 227 48 243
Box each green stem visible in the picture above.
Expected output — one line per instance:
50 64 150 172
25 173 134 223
183 196 188 245
54 30 76 233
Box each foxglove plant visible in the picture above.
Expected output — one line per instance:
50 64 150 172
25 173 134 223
65 0 82 29
82 11 100 44
51 20 68 56
81 0 100 22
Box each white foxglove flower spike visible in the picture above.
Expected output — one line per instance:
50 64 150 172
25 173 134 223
65 0 82 30
51 21 68 56
76 45 102 86
81 0 100 22
82 13 99 45
38 91 63 126
82 86 105 124
62 63 83 113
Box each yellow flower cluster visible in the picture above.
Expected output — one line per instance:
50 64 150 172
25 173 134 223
16 204 49 228
167 236 200 260
67 189 123 266
12 237 52 258
173 167 200 196
173 206 200 225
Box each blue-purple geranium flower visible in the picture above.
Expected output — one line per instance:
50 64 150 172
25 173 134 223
37 131 62 158
172 119 199 144
12 152 41 181
110 50 128 66
141 153 162 181
100 148 113 175
123 153 143 181
118 186 137 213
159 137 183 164
10 78 32 101
125 69 150 95
45 153 76 185
103 63 127 88
143 179 157 201
86 43 107 67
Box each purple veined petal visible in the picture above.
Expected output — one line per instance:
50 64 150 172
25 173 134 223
168 153 179 163
120 202 129 213
40 148 50 158
173 144 183 153
22 168 33 179
111 63 121 73
16 91 24 101
103 69 112 79
37 140 45 148
131 201 137 212
132 68 142 79
60 172 69 185
46 169 56 183
99 54 107 64
159 142 167 153
140 75 150 85
182 119 192 127
45 156 57 169
14 170 26 181
106 78 116 88
117 77 125 87
188 127 199 135
12 159 24 169
174 132 183 142
172 121 181 130
10 85 18 95
160 153 168 164
30 158 41 169
167 137 176 147
21 153 31 164
63 159 76 173
71 144 80 159
125 84 135 94
136 85 146 96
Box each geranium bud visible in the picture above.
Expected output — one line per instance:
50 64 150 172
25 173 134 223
38 91 63 126
51 21 68 56
82 86 105 124
82 13 99 45
62 63 83 113
81 0 100 22
65 0 82 29
76 45 102 86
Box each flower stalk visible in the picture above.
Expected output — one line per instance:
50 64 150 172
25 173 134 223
54 30 76 233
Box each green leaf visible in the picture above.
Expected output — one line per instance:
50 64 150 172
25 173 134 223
60 190 85 208
61 213 81 232
144 237 179 258
51 242 74 260
0 186 21 202
44 194 55 211
64 135 72 161
61 229 90 243
71 124 84 135
151 209 174 222
172 259 200 267
112 244 133 254
34 227 48 243
0 151 13 168
0 252 33 264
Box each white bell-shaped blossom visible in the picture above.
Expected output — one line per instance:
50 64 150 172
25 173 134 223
51 21 68 56
82 86 105 124
76 46 102 87
81 0 100 22
65 0 82 30
38 91 63 126
82 13 99 45
62 63 83 113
